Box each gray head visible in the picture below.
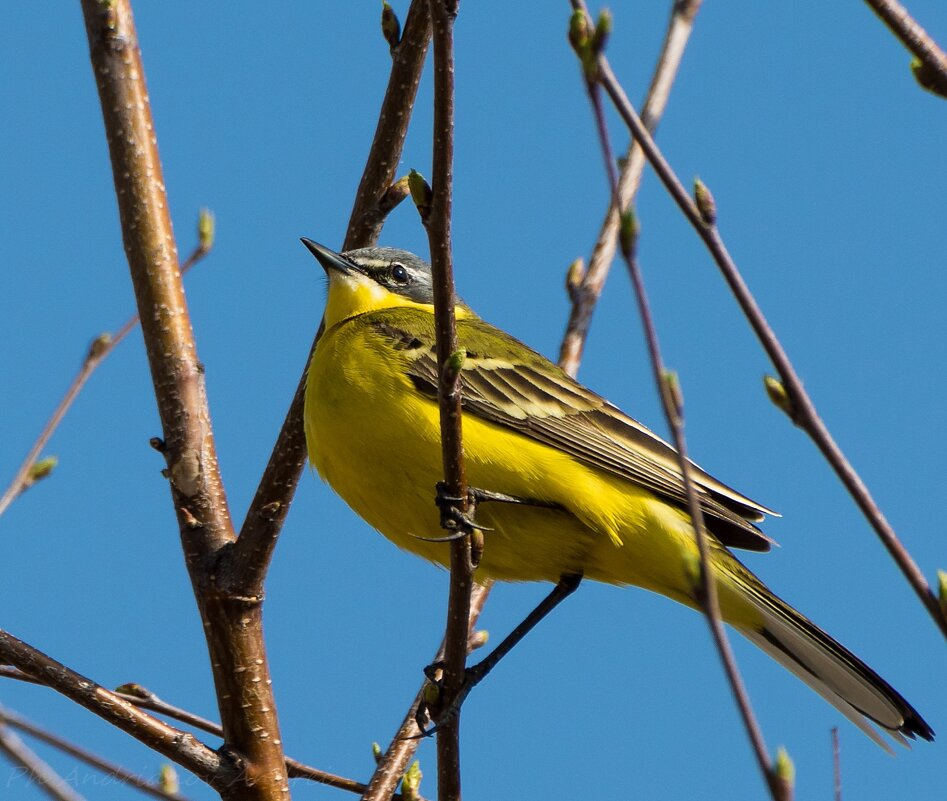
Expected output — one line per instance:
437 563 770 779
302 239 442 306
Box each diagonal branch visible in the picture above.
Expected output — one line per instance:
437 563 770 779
359 582 492 801
0 225 213 521
227 0 433 598
572 13 787 799
0 722 86 801
0 705 197 801
559 0 702 378
862 0 947 96
0 668 422 800
0 630 226 784
589 29 947 641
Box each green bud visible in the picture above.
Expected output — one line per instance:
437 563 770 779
763 375 793 419
662 370 683 420
381 2 401 52
565 257 586 298
27 456 57 486
446 348 466 375
158 765 179 794
198 207 215 251
468 629 489 651
619 208 639 259
910 57 947 98
590 9 612 55
408 170 432 220
372 741 383 764
774 746 795 788
86 333 112 362
402 760 423 801
693 178 717 226
114 683 150 698
568 9 590 53
422 678 441 707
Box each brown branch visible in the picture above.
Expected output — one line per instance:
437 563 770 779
573 8 787 798
863 0 947 96
361 582 491 801
832 727 842 801
364 6 703 794
415 4 471 800
587 34 947 641
0 669 410 800
346 0 434 249
559 0 702 378
0 705 197 801
0 227 213 520
226 0 433 599
0 630 226 784
78 3 288 797
0 722 86 801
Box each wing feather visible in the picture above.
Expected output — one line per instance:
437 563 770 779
376 315 775 552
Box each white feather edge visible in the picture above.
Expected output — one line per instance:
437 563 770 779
740 625 908 754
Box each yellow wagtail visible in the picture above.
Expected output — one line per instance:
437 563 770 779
301 238 932 748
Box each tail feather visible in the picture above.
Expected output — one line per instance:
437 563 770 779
734 585 934 748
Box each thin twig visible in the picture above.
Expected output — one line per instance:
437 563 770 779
574 8 786 799
0 233 213 520
227 0 433 598
0 669 400 799
832 727 842 801
0 705 197 801
79 3 288 795
862 0 947 96
0 723 86 801
346 0 434 249
360 582 491 801
418 3 470 800
366 5 705 794
589 35 947 641
0 630 226 784
559 0 703 378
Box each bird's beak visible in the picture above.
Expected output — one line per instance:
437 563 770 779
301 238 354 275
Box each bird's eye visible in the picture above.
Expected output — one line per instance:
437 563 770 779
390 263 409 284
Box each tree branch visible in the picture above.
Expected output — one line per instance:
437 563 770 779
227 0 433 598
0 222 213 521
0 630 226 785
418 4 469 799
361 582 491 801
588 29 947 641
862 0 947 96
571 13 788 798
559 0 703 378
0 722 86 801
79 2 287 796
0 705 197 801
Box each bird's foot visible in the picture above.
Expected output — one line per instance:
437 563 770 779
433 482 493 534
413 660 489 737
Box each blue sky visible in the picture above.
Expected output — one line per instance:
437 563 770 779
2 2 945 799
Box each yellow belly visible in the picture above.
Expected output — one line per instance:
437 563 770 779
304 318 761 626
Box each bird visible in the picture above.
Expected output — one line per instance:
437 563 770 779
301 238 933 749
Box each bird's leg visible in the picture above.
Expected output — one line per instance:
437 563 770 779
418 572 583 735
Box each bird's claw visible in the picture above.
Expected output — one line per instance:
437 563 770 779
413 661 486 737
434 482 493 533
